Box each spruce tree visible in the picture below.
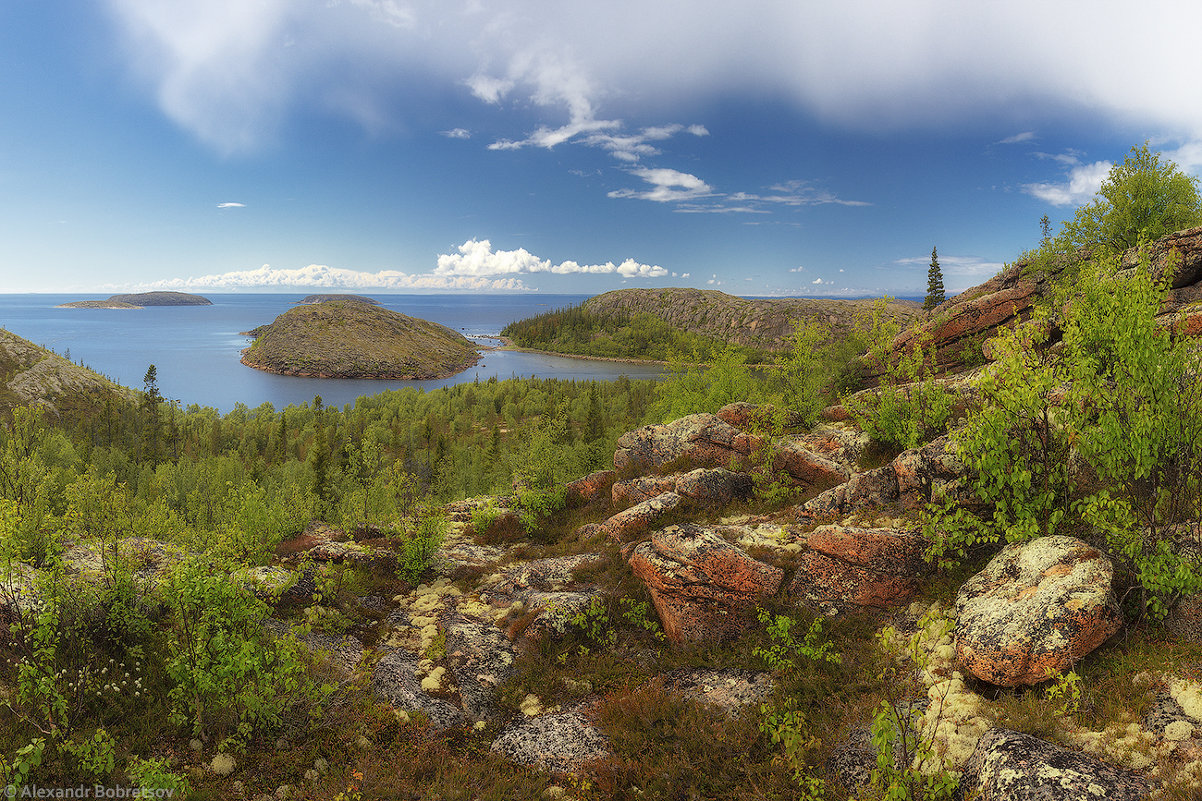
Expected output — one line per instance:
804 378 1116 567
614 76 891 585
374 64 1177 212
924 246 945 311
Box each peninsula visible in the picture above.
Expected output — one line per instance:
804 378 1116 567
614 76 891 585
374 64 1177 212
240 299 480 379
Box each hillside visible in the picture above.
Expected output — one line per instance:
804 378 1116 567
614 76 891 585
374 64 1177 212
502 287 921 361
0 327 131 416
58 291 212 308
241 299 481 379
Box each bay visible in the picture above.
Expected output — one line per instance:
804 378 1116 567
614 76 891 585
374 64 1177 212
0 294 665 413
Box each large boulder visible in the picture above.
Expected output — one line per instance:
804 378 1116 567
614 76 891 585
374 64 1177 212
441 612 518 723
564 469 617 507
958 728 1149 801
599 491 682 541
371 646 466 730
794 436 966 525
789 526 928 609
612 468 753 509
954 536 1122 687
628 524 783 643
614 414 756 474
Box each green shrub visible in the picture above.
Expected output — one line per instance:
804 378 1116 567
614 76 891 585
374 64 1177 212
163 556 328 751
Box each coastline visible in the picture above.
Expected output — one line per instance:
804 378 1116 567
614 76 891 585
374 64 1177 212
238 351 483 381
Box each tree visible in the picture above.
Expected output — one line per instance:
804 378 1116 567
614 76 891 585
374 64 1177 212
923 246 945 311
140 364 163 462
1062 142 1202 252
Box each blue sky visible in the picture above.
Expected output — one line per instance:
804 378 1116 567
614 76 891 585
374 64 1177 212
4 1 1202 297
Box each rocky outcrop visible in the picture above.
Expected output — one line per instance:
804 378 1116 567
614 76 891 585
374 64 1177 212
611 468 752 509
614 414 757 474
627 524 783 643
794 436 966 525
614 412 851 492
371 646 466 730
790 526 928 609
441 612 518 723
958 728 1150 801
490 705 609 773
866 225 1202 383
954 536 1122 687
659 668 774 715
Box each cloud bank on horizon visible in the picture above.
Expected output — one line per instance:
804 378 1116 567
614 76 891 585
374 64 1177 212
146 240 670 292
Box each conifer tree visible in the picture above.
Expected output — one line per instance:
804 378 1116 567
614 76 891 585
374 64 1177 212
924 246 945 311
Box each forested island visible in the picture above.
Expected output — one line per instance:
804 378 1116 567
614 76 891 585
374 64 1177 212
241 299 480 379
4 145 1202 800
57 291 212 309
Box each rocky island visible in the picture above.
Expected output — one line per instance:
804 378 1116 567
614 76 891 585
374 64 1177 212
240 299 480 379
297 293 380 305
57 291 212 309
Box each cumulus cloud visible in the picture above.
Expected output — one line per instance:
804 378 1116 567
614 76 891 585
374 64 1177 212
608 168 714 202
441 127 471 139
216 201 245 208
435 238 667 277
1023 160 1112 207
145 263 530 292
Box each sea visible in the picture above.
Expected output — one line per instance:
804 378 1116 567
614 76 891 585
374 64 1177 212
0 294 667 414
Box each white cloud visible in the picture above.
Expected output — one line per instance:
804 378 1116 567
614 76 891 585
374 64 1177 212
146 263 530 291
894 253 1005 289
435 238 667 277
789 265 805 272
608 168 714 202
101 1 1202 154
811 277 824 284
1023 160 1112 207
216 201 245 208
442 127 471 139
998 131 1036 145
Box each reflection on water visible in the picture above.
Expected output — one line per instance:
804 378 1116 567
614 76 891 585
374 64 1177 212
0 294 664 413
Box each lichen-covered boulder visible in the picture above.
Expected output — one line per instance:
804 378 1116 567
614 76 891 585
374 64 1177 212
790 526 928 609
564 469 617 507
490 705 609 773
954 536 1122 687
772 443 851 488
613 414 754 474
958 728 1149 800
599 491 682 541
628 524 783 643
613 468 753 509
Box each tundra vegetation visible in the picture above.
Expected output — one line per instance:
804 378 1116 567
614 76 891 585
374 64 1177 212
2 143 1202 799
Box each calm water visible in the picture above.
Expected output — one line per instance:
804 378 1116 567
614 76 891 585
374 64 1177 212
0 294 665 413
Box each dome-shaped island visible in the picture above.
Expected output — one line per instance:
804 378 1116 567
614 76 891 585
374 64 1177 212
240 299 481 379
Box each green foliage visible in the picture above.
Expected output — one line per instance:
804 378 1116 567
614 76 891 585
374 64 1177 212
1061 142 1202 252
501 303 763 363
1 738 45 792
396 506 446 584
757 702 828 798
163 556 326 751
926 249 1202 618
923 246 945 311
1043 668 1082 717
753 609 842 673
848 304 953 450
867 697 958 801
125 755 190 795
648 345 770 422
62 727 116 781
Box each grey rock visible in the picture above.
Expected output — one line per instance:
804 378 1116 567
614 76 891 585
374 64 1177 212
491 706 609 773
371 646 465 729
957 728 1149 801
442 612 517 723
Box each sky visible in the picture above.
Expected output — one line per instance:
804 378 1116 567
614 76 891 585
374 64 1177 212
4 1 1202 298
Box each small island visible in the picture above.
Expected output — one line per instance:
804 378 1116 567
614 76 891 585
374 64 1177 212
57 291 212 309
296 293 379 305
240 300 480 379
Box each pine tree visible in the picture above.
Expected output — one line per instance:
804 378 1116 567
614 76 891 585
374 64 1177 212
924 246 945 311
